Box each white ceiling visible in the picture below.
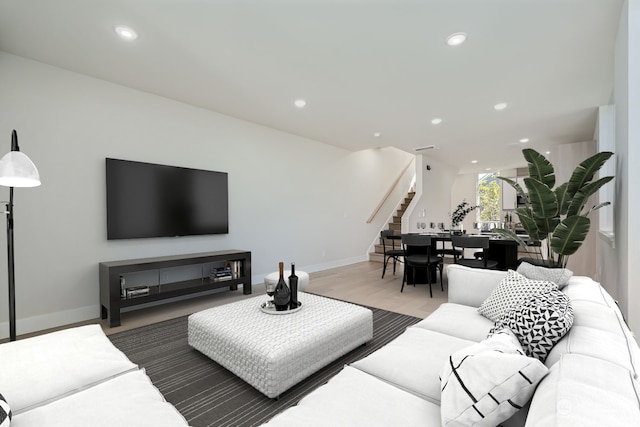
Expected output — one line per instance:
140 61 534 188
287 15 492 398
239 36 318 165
0 0 624 173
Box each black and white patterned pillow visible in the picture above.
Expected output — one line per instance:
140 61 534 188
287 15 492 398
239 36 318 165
0 393 11 427
478 269 558 322
491 289 574 362
517 261 573 289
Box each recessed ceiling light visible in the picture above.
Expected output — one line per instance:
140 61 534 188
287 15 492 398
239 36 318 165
431 118 442 125
471 160 478 164
519 138 529 143
545 151 551 155
294 99 306 108
373 132 381 138
494 103 508 111
115 25 138 41
446 32 467 46
486 168 492 171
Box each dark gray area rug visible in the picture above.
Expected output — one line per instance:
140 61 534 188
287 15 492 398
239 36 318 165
109 304 421 427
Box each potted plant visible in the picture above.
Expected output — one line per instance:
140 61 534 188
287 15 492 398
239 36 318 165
450 200 478 235
493 148 614 268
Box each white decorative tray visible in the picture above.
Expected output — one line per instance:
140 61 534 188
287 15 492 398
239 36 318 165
260 301 302 315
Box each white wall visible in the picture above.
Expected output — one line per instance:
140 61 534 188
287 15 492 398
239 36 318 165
0 52 413 337
404 155 458 233
599 0 640 335
451 173 478 232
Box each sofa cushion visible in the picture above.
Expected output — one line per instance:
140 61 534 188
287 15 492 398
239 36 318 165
516 261 573 288
412 303 494 342
562 276 616 308
545 324 639 373
525 354 640 427
440 329 549 427
0 393 10 427
446 264 507 307
491 289 574 362
350 328 475 404
478 270 557 322
262 366 442 427
0 324 138 414
11 369 189 427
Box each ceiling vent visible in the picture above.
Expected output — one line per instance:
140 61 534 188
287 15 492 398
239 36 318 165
414 145 438 152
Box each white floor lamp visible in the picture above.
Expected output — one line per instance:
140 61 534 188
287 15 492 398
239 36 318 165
0 130 40 341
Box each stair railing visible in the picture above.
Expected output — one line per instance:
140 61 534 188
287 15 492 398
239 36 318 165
366 160 414 224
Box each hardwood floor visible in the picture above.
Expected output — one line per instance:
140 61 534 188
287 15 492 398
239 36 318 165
13 260 452 339
98 260 451 335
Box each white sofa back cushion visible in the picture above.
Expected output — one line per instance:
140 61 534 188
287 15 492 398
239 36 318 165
526 354 640 427
446 264 507 307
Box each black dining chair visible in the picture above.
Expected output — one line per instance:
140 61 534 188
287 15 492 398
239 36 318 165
450 235 499 269
380 230 404 279
400 234 443 297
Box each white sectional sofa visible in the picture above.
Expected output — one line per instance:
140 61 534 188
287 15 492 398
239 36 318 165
263 264 640 427
0 324 189 427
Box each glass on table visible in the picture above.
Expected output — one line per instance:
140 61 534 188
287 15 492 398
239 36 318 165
265 281 276 308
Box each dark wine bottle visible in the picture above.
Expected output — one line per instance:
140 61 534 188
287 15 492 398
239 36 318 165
289 263 299 310
273 262 290 311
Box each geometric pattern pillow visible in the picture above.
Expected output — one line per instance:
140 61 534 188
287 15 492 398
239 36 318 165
478 269 558 322
516 261 573 289
0 393 10 427
491 289 574 362
440 329 549 427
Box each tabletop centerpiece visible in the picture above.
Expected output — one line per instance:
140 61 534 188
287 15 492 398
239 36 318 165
450 200 478 235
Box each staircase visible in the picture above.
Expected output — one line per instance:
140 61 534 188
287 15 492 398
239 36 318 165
369 190 415 262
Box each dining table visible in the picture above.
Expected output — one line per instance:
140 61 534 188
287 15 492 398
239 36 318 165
389 232 522 273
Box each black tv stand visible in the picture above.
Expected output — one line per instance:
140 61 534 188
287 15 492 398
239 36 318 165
99 250 251 327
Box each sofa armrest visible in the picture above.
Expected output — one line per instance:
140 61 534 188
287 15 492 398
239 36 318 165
446 264 507 307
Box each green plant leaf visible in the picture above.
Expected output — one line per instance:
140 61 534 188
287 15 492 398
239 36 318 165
550 216 590 256
523 148 555 188
525 177 558 218
566 151 614 198
554 182 571 216
585 201 611 216
566 176 615 216
534 216 560 237
515 208 547 241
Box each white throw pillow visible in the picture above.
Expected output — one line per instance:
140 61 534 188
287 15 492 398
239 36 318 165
440 329 549 427
0 393 10 427
478 270 557 322
516 262 573 289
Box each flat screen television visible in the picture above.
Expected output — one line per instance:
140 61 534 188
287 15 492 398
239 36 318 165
106 158 228 240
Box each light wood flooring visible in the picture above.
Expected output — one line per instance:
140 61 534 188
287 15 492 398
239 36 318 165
14 260 452 340
99 260 451 335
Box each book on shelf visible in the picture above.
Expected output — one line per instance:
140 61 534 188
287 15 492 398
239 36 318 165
125 285 150 299
209 260 243 282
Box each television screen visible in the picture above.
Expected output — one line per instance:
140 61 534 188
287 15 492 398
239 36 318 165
106 158 228 240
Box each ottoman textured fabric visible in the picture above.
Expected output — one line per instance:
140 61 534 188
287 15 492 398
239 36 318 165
188 293 373 398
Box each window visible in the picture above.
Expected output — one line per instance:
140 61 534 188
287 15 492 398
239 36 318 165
477 173 501 221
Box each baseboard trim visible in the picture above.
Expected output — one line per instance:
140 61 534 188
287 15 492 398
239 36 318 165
0 304 99 340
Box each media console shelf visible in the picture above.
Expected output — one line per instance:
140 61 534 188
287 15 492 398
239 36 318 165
99 250 251 327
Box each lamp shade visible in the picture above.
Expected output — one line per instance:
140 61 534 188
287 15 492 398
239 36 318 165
0 151 41 188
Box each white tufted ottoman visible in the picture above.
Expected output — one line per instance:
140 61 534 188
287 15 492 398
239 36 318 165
187 292 373 398
264 270 309 292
